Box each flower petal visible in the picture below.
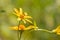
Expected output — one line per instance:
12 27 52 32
9 26 21 30
20 8 23 15
25 26 33 30
25 25 38 30
24 12 28 16
14 8 20 17
52 25 60 32
22 20 26 24
14 8 19 13
9 26 18 30
24 16 32 19
57 32 60 35
25 19 32 24
17 17 21 21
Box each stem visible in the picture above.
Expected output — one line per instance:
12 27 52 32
37 29 53 33
18 21 20 40
18 31 22 40
18 20 23 40
18 29 19 40
20 31 23 40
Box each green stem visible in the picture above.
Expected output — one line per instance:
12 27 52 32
18 31 21 40
20 31 23 40
18 21 20 40
37 29 53 33
18 31 22 40
18 20 23 40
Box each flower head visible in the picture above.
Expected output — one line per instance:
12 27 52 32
9 24 38 31
9 25 26 30
52 25 60 35
13 8 32 24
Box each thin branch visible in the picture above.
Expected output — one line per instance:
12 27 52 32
37 29 53 33
20 31 23 40
18 21 20 40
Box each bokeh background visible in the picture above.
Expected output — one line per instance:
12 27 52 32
0 0 60 40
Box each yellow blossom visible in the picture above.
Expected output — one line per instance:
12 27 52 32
10 25 26 30
13 8 32 24
52 25 60 35
9 25 38 31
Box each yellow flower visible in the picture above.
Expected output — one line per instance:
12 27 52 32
52 25 60 35
13 8 32 24
9 21 39 31
9 25 38 31
10 25 26 30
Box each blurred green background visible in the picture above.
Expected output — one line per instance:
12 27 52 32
0 0 60 40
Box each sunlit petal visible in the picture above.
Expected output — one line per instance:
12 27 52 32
25 26 33 30
25 19 32 24
14 8 20 17
25 25 38 30
17 17 21 21
9 26 18 30
24 12 28 15
52 25 60 35
22 20 26 24
24 16 32 19
52 25 60 32
14 8 19 13
57 32 60 35
14 13 20 17
20 8 23 15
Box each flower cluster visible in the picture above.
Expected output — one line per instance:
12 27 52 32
10 8 39 31
9 8 60 40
